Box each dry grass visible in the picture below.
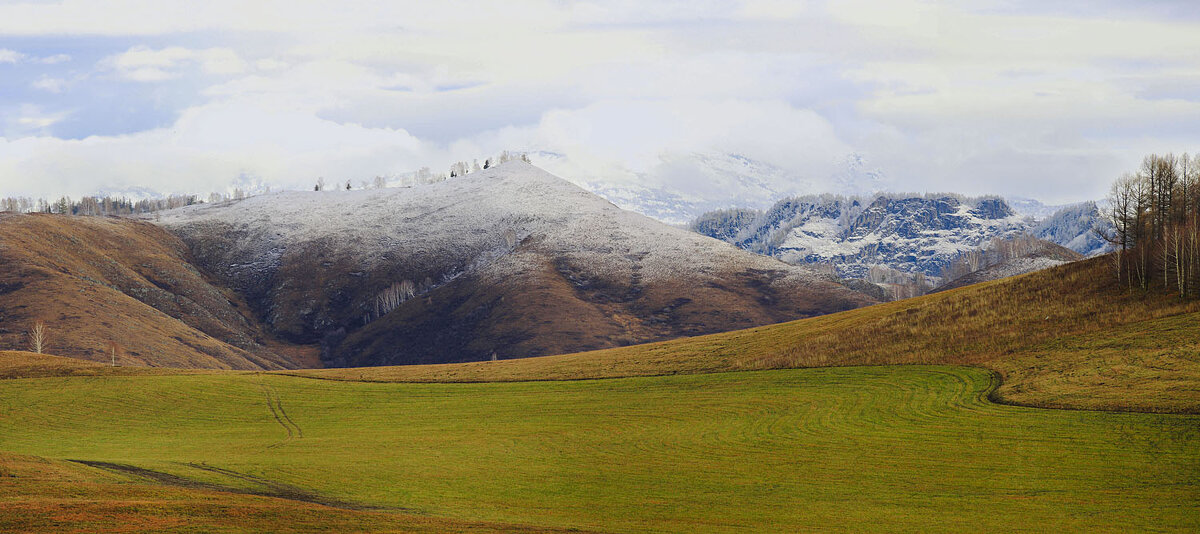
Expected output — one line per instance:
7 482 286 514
0 213 314 370
292 256 1200 413
0 452 572 533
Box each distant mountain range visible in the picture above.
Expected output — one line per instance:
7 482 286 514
692 194 1110 281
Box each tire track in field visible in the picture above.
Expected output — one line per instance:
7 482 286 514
257 379 303 448
69 460 386 511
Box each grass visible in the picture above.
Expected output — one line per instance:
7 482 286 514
0 213 313 370
1 366 1197 532
2 254 1198 531
292 257 1200 413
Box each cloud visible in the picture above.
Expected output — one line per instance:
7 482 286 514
2 105 72 138
103 46 247 82
0 49 72 65
0 48 24 63
0 97 429 197
30 76 69 93
38 54 71 65
0 1 1199 207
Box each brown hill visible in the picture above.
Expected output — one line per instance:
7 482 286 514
157 161 876 367
0 213 314 369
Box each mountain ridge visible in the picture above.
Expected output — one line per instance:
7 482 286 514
156 161 876 367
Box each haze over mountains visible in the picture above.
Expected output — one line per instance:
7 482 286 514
534 151 893 225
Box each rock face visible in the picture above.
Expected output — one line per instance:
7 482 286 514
156 161 876 367
693 194 1028 278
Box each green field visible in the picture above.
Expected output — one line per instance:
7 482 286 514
2 366 1197 532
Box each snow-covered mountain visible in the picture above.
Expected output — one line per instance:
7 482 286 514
154 161 874 367
1032 201 1110 257
533 150 890 225
693 194 1028 278
1005 197 1066 219
693 192 1112 282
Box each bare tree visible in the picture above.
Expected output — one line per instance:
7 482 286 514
108 341 122 366
28 320 47 354
374 280 417 319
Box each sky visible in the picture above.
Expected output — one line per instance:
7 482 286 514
0 0 1198 206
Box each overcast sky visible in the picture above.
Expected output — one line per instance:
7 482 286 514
1 0 1198 204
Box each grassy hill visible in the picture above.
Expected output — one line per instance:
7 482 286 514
0 365 1195 533
0 213 316 369
294 256 1200 413
1 252 1197 531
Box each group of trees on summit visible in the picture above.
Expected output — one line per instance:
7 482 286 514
1 152 532 217
1102 152 1200 298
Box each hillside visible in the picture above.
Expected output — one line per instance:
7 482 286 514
0 214 313 369
1 252 1196 532
156 161 875 367
296 255 1200 413
930 238 1083 293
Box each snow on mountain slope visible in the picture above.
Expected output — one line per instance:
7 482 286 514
1032 201 1111 256
534 150 890 225
155 161 875 366
694 194 1028 278
1006 197 1065 219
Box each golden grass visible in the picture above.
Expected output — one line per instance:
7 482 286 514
0 452 571 533
290 257 1200 413
0 213 310 370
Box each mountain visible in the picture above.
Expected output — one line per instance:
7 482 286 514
0 213 310 369
693 193 1029 278
930 238 1083 293
155 161 875 367
1005 196 1065 219
1032 201 1111 256
534 151 890 225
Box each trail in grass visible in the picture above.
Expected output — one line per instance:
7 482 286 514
258 379 303 448
0 366 1197 533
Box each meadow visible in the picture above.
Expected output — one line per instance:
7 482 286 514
1 364 1197 532
297 257 1200 413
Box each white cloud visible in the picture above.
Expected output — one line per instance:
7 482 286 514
104 45 247 81
0 48 24 63
0 97 429 197
30 76 68 93
1 1 1199 205
38 54 71 65
3 105 71 138
0 49 72 65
